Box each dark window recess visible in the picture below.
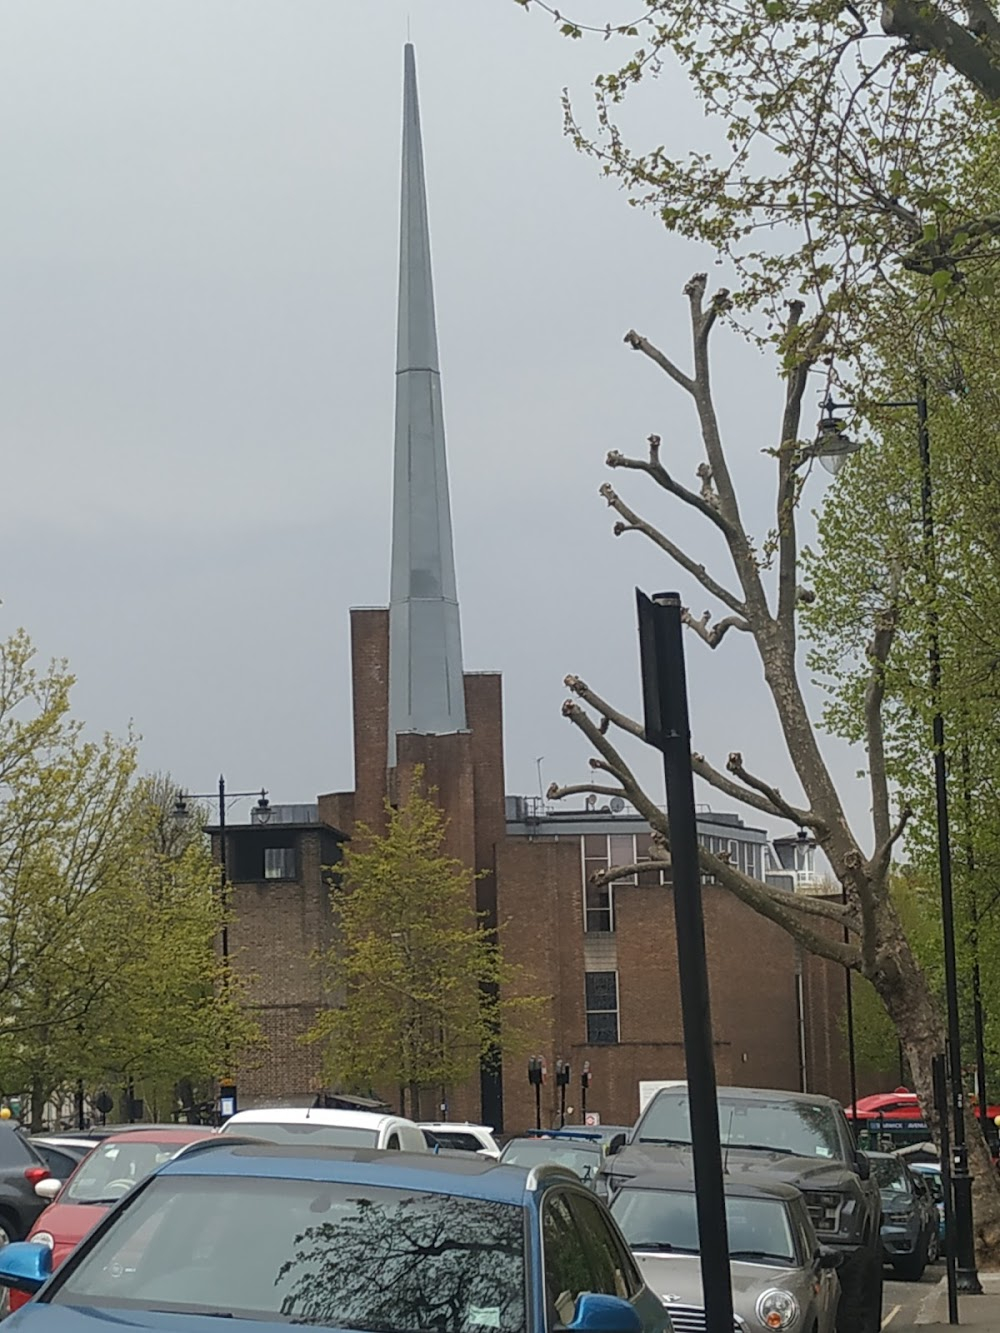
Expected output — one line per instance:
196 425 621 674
585 882 612 934
585 971 620 1045
264 847 297 880
230 830 299 883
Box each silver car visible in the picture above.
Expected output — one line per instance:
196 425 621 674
610 1169 841 1333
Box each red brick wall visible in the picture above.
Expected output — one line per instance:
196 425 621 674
350 608 390 834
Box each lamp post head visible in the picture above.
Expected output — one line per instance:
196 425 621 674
255 791 271 824
173 791 190 823
811 399 861 475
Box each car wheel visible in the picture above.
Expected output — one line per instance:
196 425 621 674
926 1227 940 1265
836 1248 883 1333
892 1237 927 1283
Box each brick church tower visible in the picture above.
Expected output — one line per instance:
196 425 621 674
225 46 851 1130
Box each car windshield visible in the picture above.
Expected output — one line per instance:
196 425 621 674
637 1094 842 1159
65 1140 189 1204
870 1157 908 1192
611 1188 798 1266
223 1122 379 1149
500 1140 600 1179
48 1175 527 1332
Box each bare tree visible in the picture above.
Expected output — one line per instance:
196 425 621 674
547 273 1000 1255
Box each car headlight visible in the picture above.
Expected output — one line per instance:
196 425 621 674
32 1232 54 1250
756 1289 800 1330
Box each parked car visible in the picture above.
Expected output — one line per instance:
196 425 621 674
419 1122 500 1158
909 1161 946 1246
221 1106 428 1151
8 1126 215 1313
526 1126 633 1154
610 1167 841 1333
501 1132 609 1196
607 1084 882 1333
0 1139 672 1333
0 1126 52 1245
869 1151 939 1279
24 1141 91 1183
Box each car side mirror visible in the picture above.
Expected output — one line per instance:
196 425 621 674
0 1241 53 1294
854 1151 871 1181
607 1134 627 1156
34 1177 61 1201
815 1245 843 1270
564 1293 644 1333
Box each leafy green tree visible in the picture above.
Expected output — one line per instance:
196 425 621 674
515 0 1000 350
307 775 543 1118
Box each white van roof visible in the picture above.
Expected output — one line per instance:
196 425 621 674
224 1107 408 1131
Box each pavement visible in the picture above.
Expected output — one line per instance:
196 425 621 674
911 1270 1000 1328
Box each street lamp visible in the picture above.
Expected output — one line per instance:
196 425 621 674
812 382 982 1297
174 776 270 1120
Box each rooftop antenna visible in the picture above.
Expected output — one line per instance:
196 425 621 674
536 757 545 799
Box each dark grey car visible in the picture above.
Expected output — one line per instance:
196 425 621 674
869 1152 939 1280
608 1085 882 1333
499 1134 609 1196
0 1126 51 1242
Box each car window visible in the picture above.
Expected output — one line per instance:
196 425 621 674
870 1156 908 1192
385 1133 401 1150
0 1129 35 1166
30 1144 82 1178
49 1175 527 1332
430 1131 483 1152
543 1193 598 1328
567 1192 638 1299
220 1122 379 1149
637 1093 842 1159
65 1140 186 1204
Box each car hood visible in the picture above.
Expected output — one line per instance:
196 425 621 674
634 1253 804 1310
6 1306 345 1333
614 1143 849 1186
880 1192 914 1214
29 1204 110 1250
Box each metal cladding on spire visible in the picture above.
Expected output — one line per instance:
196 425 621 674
388 43 467 766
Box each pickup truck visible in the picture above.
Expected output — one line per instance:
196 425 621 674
606 1084 883 1333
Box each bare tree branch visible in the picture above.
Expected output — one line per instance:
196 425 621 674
607 435 735 538
564 676 645 739
623 329 696 395
546 781 627 802
601 482 748 616
869 805 914 884
726 751 828 834
682 608 751 648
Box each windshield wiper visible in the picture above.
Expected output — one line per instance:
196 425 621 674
728 1251 793 1264
629 1242 698 1253
722 1143 796 1155
637 1137 692 1146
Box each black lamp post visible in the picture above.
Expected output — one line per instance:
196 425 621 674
174 776 270 1120
811 386 982 1297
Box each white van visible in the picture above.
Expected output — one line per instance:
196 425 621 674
220 1106 428 1152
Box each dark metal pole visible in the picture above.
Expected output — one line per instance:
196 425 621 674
918 384 981 1293
218 775 229 966
844 908 858 1117
535 1080 541 1133
934 1053 959 1324
637 590 733 1333
961 746 992 1155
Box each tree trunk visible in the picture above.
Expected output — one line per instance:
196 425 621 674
408 1081 421 1121
29 1074 45 1134
873 915 1000 1263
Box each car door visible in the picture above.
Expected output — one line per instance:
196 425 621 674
790 1196 837 1333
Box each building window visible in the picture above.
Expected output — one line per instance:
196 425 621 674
583 835 613 932
582 832 669 933
264 846 297 880
585 971 620 1045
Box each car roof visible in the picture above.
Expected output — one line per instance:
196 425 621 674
161 1140 568 1204
619 1166 802 1202
225 1108 410 1131
419 1123 494 1133
648 1084 841 1109
505 1134 602 1150
90 1127 215 1145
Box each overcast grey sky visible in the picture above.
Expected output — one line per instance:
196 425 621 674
0 1 874 848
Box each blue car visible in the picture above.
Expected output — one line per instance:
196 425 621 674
0 1139 672 1333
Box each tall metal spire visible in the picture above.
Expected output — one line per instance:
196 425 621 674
388 43 466 766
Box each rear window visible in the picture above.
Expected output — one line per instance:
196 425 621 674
428 1132 483 1153
0 1129 37 1167
223 1122 378 1150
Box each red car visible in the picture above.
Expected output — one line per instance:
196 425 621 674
10 1125 214 1310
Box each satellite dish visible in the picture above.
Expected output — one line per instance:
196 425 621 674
609 796 626 813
